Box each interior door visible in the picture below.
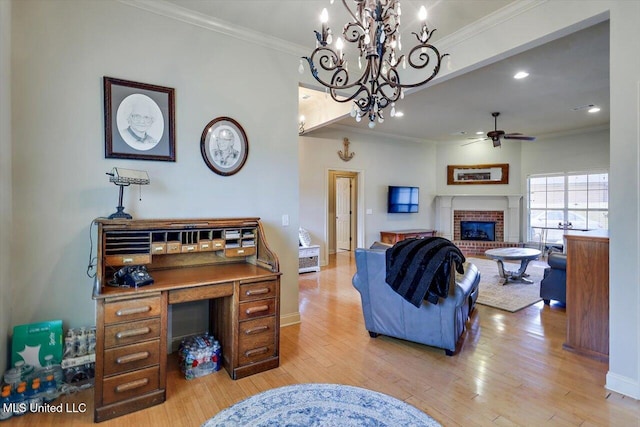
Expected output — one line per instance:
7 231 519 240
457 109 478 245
335 177 351 252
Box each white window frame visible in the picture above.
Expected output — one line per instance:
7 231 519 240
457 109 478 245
527 170 609 244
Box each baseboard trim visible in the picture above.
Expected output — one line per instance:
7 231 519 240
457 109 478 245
280 312 301 327
606 371 640 400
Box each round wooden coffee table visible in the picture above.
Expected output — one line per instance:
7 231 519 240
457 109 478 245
484 247 542 284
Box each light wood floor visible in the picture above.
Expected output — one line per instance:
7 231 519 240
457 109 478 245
11 252 640 426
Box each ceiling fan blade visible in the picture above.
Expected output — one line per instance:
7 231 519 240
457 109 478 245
503 134 536 141
461 137 488 146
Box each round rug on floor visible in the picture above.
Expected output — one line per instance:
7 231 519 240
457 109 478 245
202 383 441 427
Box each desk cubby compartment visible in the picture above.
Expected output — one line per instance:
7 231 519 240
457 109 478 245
181 231 199 253
104 231 151 266
166 231 181 254
151 232 167 254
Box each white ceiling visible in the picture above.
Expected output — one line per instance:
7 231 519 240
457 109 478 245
161 0 609 145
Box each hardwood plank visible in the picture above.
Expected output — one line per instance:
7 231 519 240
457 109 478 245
9 252 640 426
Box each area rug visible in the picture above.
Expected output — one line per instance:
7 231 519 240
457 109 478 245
202 383 441 427
466 256 547 312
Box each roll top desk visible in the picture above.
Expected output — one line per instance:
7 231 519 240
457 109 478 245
91 217 281 422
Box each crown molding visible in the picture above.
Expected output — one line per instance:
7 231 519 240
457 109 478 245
118 0 546 61
117 0 308 57
437 0 547 52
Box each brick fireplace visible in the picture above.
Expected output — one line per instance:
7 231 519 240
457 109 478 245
435 195 523 257
454 210 504 241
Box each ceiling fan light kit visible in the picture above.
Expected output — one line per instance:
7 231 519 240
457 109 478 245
300 0 448 128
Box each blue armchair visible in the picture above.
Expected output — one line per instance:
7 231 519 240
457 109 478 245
540 252 567 305
352 246 480 355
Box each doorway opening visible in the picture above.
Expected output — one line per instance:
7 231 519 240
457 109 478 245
328 170 358 254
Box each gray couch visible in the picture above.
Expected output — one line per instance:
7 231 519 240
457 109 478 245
352 246 480 355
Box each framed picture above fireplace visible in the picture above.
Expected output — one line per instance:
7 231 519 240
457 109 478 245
447 163 509 185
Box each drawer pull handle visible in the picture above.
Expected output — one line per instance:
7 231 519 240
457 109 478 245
186 246 196 252
245 325 269 335
246 288 269 296
116 327 151 339
244 347 269 357
154 247 164 252
116 306 151 317
215 243 222 247
115 378 149 393
116 351 150 364
122 258 134 264
245 305 269 315
238 249 245 254
201 244 210 248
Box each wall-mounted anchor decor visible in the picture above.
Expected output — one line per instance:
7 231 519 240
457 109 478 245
338 137 355 162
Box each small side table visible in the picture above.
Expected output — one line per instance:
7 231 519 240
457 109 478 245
299 245 320 273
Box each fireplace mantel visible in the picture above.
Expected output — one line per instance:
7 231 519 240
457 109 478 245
435 194 523 243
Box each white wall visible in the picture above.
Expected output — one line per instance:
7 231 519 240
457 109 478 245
0 0 12 373
299 129 437 263
521 128 610 177
607 0 640 399
10 0 300 340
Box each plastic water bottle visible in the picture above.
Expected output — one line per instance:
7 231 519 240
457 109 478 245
12 383 28 417
0 388 12 421
41 354 64 385
41 374 58 403
26 378 43 412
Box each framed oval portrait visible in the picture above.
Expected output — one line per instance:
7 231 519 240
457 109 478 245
200 117 249 176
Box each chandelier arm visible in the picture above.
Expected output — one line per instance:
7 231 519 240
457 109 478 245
304 47 373 91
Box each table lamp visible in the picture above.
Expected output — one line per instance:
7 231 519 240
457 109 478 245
106 167 150 219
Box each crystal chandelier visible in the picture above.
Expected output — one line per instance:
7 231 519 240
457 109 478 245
300 0 448 128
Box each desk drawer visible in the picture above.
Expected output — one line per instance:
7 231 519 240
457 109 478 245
225 246 256 257
104 340 160 376
104 296 161 324
104 254 151 267
102 366 160 405
104 318 161 348
239 317 276 353
239 280 277 302
238 341 277 366
239 299 276 321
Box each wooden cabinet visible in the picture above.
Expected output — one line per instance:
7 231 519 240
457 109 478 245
92 218 280 422
379 229 437 245
563 230 609 361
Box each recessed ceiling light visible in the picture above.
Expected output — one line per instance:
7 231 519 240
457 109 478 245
394 111 404 117
588 106 601 113
513 71 529 79
475 131 484 135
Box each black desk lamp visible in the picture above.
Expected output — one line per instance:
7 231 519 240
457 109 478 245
106 167 150 219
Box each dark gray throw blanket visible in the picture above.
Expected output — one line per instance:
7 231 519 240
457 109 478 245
385 237 465 307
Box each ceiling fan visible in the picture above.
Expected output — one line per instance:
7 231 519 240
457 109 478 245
464 112 537 147
486 112 536 147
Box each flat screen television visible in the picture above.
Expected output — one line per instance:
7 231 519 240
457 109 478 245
387 186 419 213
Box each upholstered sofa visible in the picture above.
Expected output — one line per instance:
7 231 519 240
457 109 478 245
352 246 480 355
540 252 567 305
